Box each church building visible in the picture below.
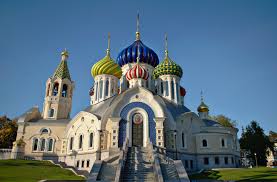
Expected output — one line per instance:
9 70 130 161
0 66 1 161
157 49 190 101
12 16 240 173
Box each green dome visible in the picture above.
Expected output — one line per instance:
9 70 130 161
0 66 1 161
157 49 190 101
91 50 122 79
153 51 183 79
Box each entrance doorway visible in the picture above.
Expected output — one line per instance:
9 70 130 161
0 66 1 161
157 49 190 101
132 113 143 147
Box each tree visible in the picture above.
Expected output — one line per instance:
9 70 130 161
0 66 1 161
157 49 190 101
240 121 273 166
0 116 18 148
211 114 237 128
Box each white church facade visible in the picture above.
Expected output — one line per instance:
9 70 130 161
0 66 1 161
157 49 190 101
11 18 240 173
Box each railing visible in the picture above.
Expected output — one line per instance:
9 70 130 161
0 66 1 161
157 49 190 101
147 142 164 182
153 145 191 182
114 138 129 182
0 149 12 160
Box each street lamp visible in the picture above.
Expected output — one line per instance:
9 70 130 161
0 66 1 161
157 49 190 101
169 129 178 160
173 130 177 160
98 129 102 160
254 153 258 168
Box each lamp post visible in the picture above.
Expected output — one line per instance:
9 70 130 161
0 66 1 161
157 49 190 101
168 129 178 160
174 130 177 160
98 129 102 160
254 153 258 168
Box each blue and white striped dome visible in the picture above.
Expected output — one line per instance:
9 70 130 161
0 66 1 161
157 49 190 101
117 40 159 67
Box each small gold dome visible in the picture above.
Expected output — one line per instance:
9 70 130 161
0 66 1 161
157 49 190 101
197 101 209 112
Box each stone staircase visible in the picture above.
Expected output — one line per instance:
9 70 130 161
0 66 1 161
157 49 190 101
160 157 180 182
121 147 155 182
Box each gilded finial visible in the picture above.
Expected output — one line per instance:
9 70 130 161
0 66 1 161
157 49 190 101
165 33 168 58
200 90 204 102
61 48 69 61
136 47 140 64
106 33 111 56
136 13 140 40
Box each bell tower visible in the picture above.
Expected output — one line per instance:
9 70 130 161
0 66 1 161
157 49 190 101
42 49 74 120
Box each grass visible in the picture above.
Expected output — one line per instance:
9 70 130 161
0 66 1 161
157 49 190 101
189 167 277 182
0 159 85 182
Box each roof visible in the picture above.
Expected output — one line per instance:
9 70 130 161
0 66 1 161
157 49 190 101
53 59 71 80
27 119 71 126
203 119 222 127
162 98 190 120
84 96 116 119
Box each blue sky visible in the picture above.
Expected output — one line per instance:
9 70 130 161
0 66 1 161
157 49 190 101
0 0 276 136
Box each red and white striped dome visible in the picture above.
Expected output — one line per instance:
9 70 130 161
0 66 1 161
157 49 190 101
126 63 149 81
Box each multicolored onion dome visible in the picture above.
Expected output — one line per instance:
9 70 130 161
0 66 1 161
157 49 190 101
91 51 122 79
197 101 209 112
117 40 159 67
126 62 149 81
153 51 183 79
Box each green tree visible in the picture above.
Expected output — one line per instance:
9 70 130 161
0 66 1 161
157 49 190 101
212 114 237 128
240 121 273 166
0 116 18 148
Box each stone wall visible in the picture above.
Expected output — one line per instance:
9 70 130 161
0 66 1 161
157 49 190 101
0 149 12 160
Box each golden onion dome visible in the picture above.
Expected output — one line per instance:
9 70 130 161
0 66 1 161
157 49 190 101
197 92 209 112
197 101 209 112
91 34 122 79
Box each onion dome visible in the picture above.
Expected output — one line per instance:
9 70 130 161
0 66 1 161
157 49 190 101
91 34 122 79
117 14 159 67
153 34 183 79
126 50 149 81
197 92 209 112
180 86 186 96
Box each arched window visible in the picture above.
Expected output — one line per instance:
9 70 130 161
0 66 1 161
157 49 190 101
53 83 59 96
95 82 98 100
165 80 169 96
89 133 93 148
79 135 83 149
48 139 54 151
40 138 46 151
182 133 185 148
62 84 68 97
171 80 175 99
202 139 207 147
126 81 130 89
221 139 225 147
69 137 74 150
161 81 164 95
41 128 49 134
49 109 54 117
105 80 109 97
33 138 38 151
99 80 103 99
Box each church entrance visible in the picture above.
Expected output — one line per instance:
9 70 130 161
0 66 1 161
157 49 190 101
132 113 143 147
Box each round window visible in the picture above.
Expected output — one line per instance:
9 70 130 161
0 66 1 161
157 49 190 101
133 113 143 125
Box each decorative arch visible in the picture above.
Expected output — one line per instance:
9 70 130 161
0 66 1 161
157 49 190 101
118 102 156 147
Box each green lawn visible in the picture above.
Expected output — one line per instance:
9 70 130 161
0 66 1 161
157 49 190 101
0 159 85 182
189 167 277 182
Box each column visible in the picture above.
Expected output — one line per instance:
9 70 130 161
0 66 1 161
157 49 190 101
168 77 172 100
108 77 112 97
103 77 106 100
173 78 178 103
